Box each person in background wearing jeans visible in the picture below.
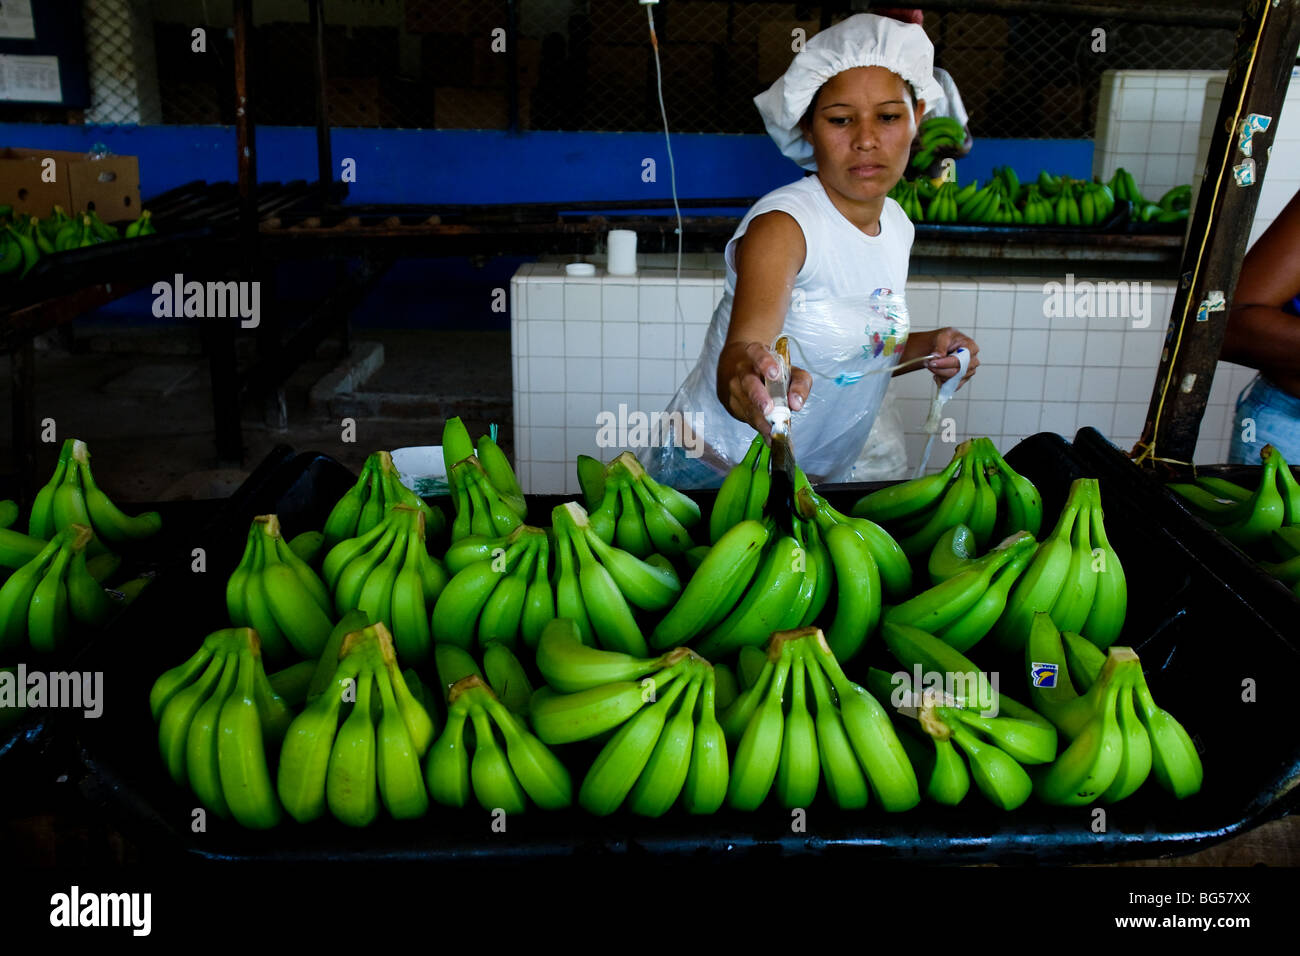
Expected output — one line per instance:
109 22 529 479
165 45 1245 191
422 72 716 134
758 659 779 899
1222 186 1300 465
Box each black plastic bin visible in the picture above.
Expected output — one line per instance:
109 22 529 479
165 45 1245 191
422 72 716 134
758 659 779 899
62 435 1300 863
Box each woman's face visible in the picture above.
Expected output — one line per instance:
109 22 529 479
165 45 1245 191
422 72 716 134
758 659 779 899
802 66 923 205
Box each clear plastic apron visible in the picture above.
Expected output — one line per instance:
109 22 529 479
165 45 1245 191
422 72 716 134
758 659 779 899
640 290 909 485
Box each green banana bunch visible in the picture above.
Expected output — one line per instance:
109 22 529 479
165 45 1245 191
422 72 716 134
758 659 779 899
912 116 966 172
1107 167 1146 208
0 522 46 571
477 425 528 519
277 623 435 824
648 517 770 650
924 181 961 223
426 645 572 813
124 209 156 238
34 438 160 553
1169 444 1291 551
1053 182 1082 227
991 476 1118 654
709 432 766 543
1020 185 1056 225
430 524 548 651
572 648 726 816
1023 613 1165 804
0 499 18 529
449 456 524 543
722 626 919 811
865 653 1049 811
150 627 289 828
800 484 913 600
885 531 1036 652
5 220 39 278
1060 631 1202 800
321 449 445 552
227 514 335 663
852 438 1042 554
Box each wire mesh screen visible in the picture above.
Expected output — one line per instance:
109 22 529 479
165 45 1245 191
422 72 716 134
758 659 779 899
72 2 1241 137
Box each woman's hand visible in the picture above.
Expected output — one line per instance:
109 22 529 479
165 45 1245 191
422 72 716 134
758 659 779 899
718 340 814 438
926 327 980 386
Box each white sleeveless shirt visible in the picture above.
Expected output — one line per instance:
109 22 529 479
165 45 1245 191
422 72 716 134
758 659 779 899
642 173 913 484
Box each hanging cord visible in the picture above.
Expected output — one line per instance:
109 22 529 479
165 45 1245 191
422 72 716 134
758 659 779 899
1133 6 1270 470
645 4 688 362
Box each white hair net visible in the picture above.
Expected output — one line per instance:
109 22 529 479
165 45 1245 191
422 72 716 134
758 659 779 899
754 13 943 171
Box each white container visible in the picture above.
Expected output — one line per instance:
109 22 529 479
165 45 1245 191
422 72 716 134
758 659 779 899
607 229 638 276
390 445 448 497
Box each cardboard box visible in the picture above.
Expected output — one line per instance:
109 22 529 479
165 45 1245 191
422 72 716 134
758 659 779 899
588 44 649 90
0 148 140 220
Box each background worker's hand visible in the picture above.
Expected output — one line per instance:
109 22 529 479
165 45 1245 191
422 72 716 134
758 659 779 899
718 340 813 438
926 327 980 387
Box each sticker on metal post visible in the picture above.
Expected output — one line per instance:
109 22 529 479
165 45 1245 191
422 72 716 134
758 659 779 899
1237 114 1271 156
1233 158 1257 186
1196 290 1226 322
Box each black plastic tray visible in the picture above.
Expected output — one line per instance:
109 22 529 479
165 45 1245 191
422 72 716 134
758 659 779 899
0 445 300 789
64 435 1300 863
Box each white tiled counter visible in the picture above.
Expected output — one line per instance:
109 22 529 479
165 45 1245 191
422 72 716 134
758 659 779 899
510 264 1259 494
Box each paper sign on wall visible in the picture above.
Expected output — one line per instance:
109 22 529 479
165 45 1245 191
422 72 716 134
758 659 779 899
0 54 62 103
0 0 36 40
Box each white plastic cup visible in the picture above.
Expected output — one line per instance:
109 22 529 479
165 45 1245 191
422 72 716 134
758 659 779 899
607 229 638 276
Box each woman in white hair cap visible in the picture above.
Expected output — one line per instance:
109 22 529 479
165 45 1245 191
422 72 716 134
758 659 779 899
642 12 979 488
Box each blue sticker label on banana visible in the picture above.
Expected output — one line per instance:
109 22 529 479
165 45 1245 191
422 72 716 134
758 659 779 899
1030 662 1058 688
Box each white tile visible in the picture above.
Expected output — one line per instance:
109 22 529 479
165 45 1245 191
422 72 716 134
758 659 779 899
1077 403 1116 434
638 285 677 324
1014 290 1052 329
1039 402 1078 438
565 320 602 358
639 323 677 359
1009 329 1049 365
1122 329 1165 369
528 392 566 428
939 288 979 324
528 282 565 321
1076 361 1118 400
602 323 639 358
602 284 638 321
603 358 639 393
1116 121 1150 153
1194 436 1223 465
1148 121 1186 155
1208 364 1235 405
528 356 566 392
564 282 602 323
602 393 639 421
1084 330 1125 367
682 323 707 358
965 400 1004 436
1002 402 1041 439
530 462 567 494
1153 88 1187 121
1048 329 1087 365
1005 366 1045 403
567 426 603 462
640 358 677 394
1112 402 1148 436
565 392 604 430
527 320 564 357
531 427 567 462
898 397 932 425
679 285 717 325
974 326 1011 360
969 363 1009 401
1200 403 1228 440
1146 153 1178 186
907 288 941 325
894 368 937 400
977 290 1016 327
566 357 600 392
1115 367 1153 404
1045 365 1083 403
514 461 532 492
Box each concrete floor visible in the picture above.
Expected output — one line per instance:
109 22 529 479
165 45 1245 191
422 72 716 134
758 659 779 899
0 328 513 502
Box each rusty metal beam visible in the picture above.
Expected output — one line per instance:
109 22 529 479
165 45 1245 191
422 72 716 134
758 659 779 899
1134 0 1300 470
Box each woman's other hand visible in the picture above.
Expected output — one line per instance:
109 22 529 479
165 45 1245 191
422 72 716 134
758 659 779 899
926 327 979 386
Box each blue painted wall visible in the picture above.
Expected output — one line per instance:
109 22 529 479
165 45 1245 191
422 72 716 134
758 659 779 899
0 123 1093 329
